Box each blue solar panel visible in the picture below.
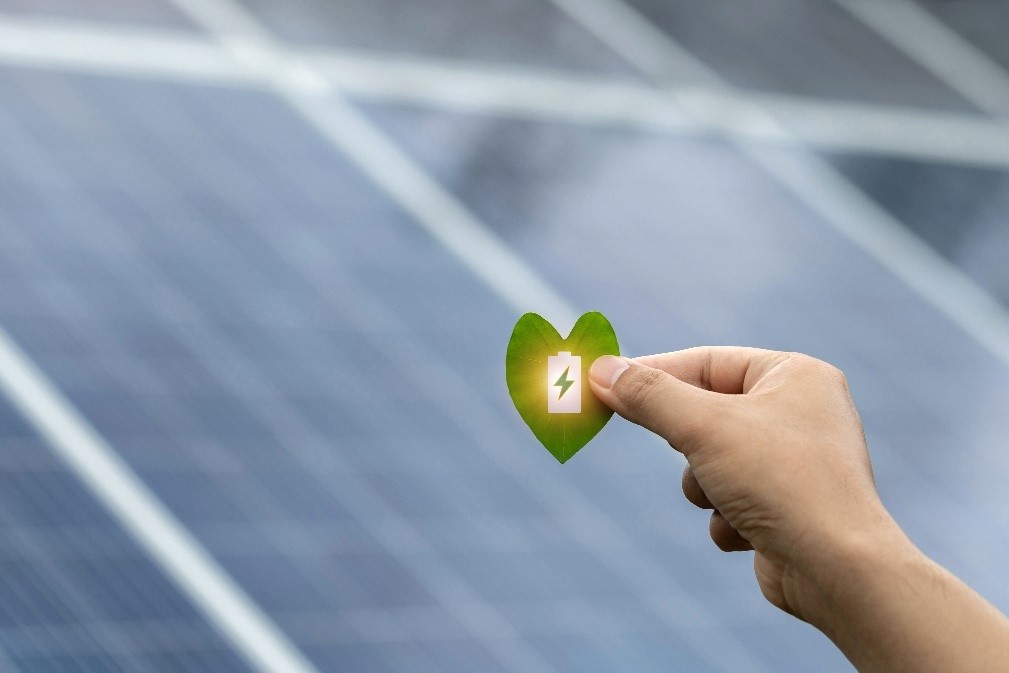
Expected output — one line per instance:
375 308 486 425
229 0 640 77
0 0 199 30
620 0 980 110
0 401 253 671
0 2 1008 672
827 154 1009 307
922 1 1009 72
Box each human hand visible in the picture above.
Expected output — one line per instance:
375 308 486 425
588 348 902 622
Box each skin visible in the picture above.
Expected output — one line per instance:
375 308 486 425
588 347 1009 673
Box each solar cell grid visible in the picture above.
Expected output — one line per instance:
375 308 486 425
0 404 254 671
0 1 1007 672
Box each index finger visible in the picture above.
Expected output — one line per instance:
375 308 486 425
633 346 787 395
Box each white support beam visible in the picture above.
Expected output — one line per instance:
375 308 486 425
0 14 1008 168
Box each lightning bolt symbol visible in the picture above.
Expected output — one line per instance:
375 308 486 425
554 365 575 400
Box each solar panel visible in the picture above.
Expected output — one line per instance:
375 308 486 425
0 399 254 671
0 1 1007 672
0 0 198 29
229 0 639 77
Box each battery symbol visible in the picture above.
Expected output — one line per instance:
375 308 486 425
547 352 581 414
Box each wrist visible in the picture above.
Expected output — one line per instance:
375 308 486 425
782 515 1009 673
783 515 920 634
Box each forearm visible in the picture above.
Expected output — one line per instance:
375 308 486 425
798 524 1009 673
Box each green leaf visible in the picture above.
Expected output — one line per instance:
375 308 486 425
505 312 620 463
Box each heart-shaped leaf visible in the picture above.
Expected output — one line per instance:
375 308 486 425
506 311 620 463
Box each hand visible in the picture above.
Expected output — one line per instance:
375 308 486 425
589 347 1009 673
588 348 898 621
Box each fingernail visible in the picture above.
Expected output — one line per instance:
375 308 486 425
590 356 630 389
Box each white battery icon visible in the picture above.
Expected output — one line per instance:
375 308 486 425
547 352 581 414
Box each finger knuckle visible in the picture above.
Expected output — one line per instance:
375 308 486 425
832 365 850 390
711 527 735 552
812 356 844 379
820 362 849 390
680 466 694 494
681 467 710 508
709 514 733 552
794 354 849 389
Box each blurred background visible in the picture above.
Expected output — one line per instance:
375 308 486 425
0 0 1008 671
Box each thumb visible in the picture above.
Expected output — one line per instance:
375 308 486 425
589 355 718 454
